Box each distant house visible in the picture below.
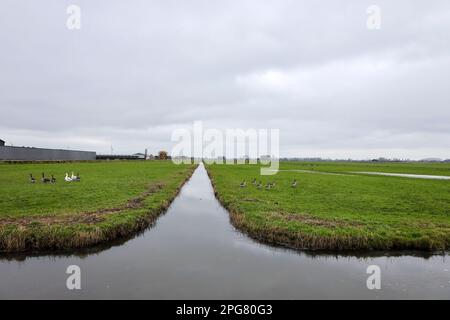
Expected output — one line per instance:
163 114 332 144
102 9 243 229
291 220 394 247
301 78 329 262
132 153 146 160
0 139 5 147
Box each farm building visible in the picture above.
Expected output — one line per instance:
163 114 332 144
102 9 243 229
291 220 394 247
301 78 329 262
96 151 150 160
133 153 146 159
0 139 96 161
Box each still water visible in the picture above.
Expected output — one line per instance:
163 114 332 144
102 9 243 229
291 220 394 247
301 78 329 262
0 164 449 299
351 172 450 180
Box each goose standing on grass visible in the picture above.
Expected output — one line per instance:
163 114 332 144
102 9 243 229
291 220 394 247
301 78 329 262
65 173 72 182
257 181 262 189
71 172 76 180
41 173 50 183
265 183 271 190
239 180 247 188
291 179 297 188
29 174 36 184
74 172 81 182
251 178 257 185
51 175 56 183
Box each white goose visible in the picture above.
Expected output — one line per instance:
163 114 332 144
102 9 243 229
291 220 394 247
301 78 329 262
65 173 73 182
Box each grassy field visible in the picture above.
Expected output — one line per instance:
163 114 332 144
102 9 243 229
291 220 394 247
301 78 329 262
206 162 450 251
0 161 196 252
279 161 450 176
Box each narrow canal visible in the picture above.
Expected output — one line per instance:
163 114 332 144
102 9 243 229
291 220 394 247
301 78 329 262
0 164 449 299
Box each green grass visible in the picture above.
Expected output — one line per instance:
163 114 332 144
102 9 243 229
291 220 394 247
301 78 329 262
279 161 450 176
206 161 450 251
0 161 196 252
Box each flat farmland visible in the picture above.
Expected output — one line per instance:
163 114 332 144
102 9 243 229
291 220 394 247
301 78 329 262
206 162 450 251
0 161 196 252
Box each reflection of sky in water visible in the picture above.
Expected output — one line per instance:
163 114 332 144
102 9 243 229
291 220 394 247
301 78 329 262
0 165 449 299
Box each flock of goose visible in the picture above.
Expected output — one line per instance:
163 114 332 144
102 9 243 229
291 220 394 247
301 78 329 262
29 172 81 184
240 178 297 190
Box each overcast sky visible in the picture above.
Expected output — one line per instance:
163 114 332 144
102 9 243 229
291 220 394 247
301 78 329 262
1 1 449 159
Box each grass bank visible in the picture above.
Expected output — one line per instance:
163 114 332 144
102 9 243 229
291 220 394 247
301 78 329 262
206 162 450 251
0 161 196 253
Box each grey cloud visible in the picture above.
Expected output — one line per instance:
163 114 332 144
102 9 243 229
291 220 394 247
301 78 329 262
0 0 449 159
